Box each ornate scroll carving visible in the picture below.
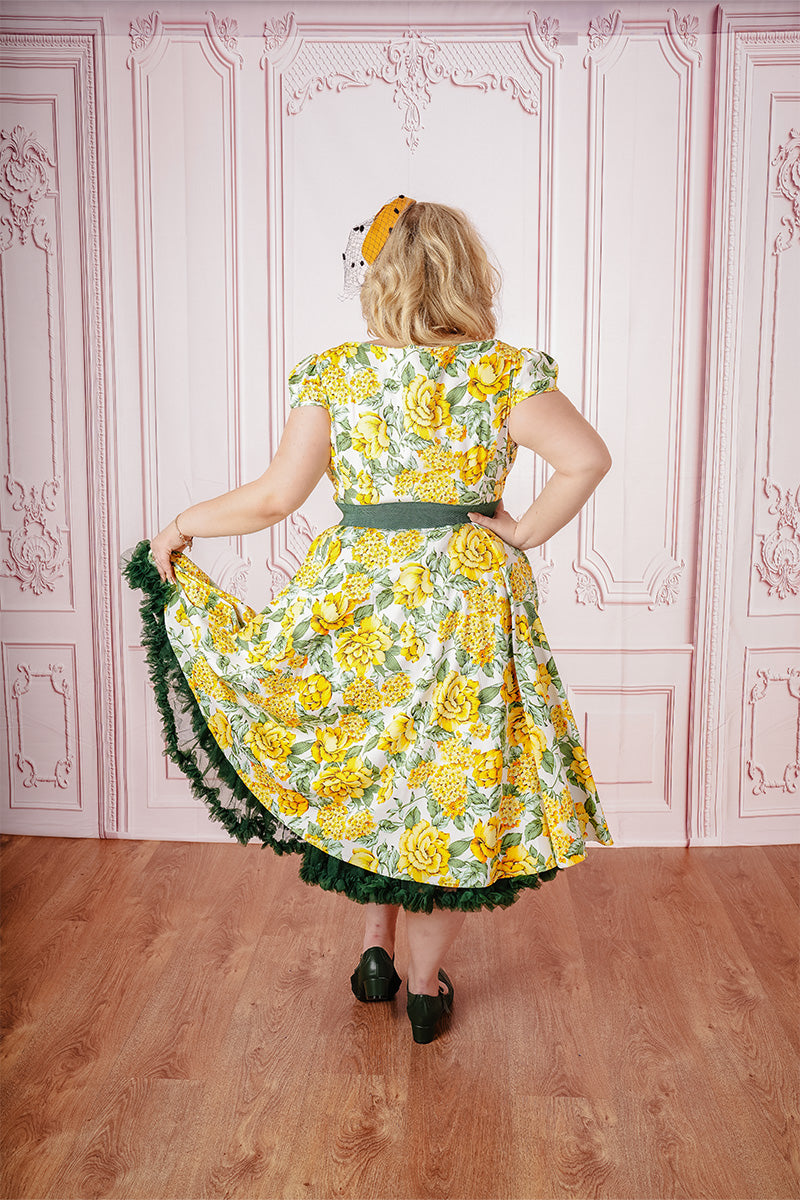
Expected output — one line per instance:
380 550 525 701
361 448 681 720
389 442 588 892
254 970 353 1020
11 662 73 788
2 481 65 595
772 127 800 254
269 19 544 151
264 11 296 56
0 124 55 244
208 10 239 55
529 12 561 54
649 558 686 611
669 10 701 57
575 567 602 609
586 11 621 53
755 477 800 599
747 666 800 794
129 9 158 53
0 123 65 595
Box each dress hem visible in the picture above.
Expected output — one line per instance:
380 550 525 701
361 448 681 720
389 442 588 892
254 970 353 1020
122 540 561 913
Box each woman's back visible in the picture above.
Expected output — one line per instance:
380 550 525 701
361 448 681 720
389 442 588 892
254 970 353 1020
289 339 559 508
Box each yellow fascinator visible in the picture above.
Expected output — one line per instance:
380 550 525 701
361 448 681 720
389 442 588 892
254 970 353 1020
339 195 415 300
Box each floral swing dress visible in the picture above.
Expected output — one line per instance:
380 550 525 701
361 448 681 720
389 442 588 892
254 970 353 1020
124 339 614 913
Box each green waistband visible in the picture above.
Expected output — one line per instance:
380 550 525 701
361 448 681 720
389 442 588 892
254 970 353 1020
336 500 498 530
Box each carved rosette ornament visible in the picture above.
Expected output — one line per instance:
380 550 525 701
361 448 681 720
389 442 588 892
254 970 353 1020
755 477 800 600
264 11 295 55
747 667 800 795
2 480 65 595
586 11 620 53
129 9 158 53
208 10 239 54
649 558 686 611
529 12 561 53
772 127 800 255
669 9 701 56
574 567 602 608
12 663 73 788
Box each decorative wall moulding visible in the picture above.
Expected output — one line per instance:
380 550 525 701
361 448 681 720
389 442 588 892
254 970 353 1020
771 128 800 256
0 122 67 598
576 9 701 609
128 9 243 66
755 477 800 600
746 664 800 798
10 661 73 790
261 11 563 152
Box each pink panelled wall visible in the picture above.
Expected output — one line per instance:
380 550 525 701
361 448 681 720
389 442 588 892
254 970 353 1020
1 2 798 848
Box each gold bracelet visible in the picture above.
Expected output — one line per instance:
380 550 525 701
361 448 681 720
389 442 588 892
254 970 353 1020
174 513 192 545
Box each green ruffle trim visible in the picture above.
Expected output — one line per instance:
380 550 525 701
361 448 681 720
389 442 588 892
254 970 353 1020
122 540 561 913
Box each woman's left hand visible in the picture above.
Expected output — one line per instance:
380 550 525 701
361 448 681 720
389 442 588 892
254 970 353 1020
150 521 192 584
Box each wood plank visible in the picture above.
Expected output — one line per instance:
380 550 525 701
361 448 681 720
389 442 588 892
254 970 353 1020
2 836 799 1200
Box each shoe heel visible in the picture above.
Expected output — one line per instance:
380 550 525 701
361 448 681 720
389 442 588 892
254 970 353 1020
363 977 389 1001
409 1018 438 1044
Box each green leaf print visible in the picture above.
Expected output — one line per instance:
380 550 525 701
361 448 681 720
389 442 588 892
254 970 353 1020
479 685 502 704
293 618 311 640
404 806 421 829
401 362 415 388
352 604 373 623
419 350 435 373
444 362 459 377
384 377 400 391
376 588 394 610
448 838 472 858
444 382 468 405
524 819 543 841
541 749 555 773
354 345 372 367
500 831 522 851
335 432 352 452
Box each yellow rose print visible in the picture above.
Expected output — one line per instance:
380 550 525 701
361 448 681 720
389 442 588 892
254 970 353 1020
432 670 480 731
474 749 503 789
459 445 489 485
466 352 513 400
392 563 434 608
571 746 596 790
378 713 415 755
244 718 296 764
398 820 450 883
276 787 309 817
350 847 380 872
470 817 503 863
447 524 505 581
324 535 342 565
376 764 395 804
490 844 537 880
207 709 232 749
403 374 451 439
335 615 393 677
313 755 373 803
352 412 390 459
299 674 332 710
310 593 358 634
311 724 355 763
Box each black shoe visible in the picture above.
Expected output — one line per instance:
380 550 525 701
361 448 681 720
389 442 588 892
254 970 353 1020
406 969 454 1043
350 946 402 1002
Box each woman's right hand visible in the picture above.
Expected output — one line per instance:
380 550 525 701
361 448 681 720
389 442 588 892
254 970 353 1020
468 499 522 547
150 521 192 585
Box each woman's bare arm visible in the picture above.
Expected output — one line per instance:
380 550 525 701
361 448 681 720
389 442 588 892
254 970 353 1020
150 405 331 581
469 388 612 551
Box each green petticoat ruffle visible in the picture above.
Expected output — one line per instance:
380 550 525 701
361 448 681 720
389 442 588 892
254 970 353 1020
122 539 560 913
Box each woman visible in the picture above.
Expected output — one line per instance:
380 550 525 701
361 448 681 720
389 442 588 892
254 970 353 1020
126 197 615 1045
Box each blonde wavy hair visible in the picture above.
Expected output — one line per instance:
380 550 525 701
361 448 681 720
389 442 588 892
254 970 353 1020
360 201 500 345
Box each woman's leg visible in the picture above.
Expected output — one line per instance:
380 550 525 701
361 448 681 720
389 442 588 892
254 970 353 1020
361 902 401 956
406 908 467 996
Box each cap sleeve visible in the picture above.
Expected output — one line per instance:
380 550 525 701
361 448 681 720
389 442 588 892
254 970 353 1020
509 348 559 407
288 352 329 412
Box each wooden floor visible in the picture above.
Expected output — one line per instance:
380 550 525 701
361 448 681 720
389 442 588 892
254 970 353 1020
1 836 798 1200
